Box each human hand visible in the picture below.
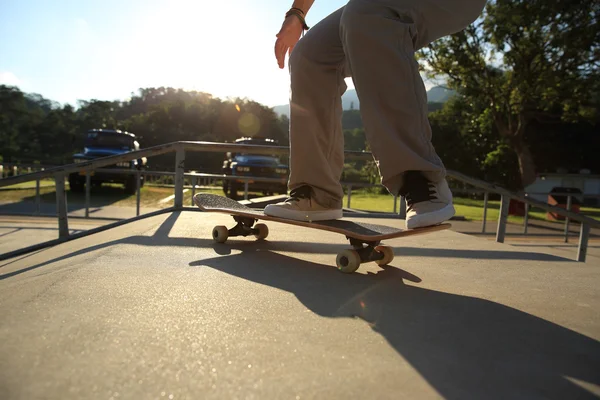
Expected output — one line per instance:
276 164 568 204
274 16 304 69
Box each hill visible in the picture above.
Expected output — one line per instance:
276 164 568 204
272 86 455 117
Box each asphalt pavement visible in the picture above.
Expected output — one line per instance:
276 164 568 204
1 211 599 399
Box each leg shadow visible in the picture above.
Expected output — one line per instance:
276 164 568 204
191 248 600 399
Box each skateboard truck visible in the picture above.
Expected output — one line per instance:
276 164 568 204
212 216 269 243
335 237 394 274
348 238 385 262
196 193 448 274
211 216 393 274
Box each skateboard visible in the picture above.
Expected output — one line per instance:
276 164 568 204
193 193 451 273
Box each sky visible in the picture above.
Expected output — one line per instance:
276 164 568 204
0 0 433 108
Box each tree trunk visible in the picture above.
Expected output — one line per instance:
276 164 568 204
495 113 537 189
509 134 537 188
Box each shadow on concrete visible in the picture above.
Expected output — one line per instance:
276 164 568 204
192 248 600 400
0 249 48 270
525 221 600 236
0 211 571 280
397 247 570 262
0 226 87 236
2 211 599 397
0 185 130 217
209 241 569 262
461 230 595 238
0 238 571 279
0 212 188 277
511 243 600 249
0 228 20 238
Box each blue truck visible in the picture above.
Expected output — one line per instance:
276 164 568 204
222 137 289 199
68 129 147 194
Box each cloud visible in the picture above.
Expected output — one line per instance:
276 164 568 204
0 71 21 86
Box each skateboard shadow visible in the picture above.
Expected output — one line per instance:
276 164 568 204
1 206 572 280
209 241 569 262
4 210 599 398
191 249 600 400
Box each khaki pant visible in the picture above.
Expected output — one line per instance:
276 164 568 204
287 0 486 208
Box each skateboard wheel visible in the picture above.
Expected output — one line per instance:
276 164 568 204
212 226 229 243
336 249 361 274
254 223 269 240
375 246 394 266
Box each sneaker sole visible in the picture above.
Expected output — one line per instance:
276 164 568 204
406 204 455 229
264 205 343 222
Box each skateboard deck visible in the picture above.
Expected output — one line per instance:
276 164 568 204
193 193 450 273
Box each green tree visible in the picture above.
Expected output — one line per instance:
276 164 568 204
76 100 120 132
419 0 600 187
36 104 78 164
0 85 48 163
342 109 363 130
343 128 367 152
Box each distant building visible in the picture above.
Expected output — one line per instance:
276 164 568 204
525 171 600 206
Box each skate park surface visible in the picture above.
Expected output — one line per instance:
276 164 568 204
1 210 599 399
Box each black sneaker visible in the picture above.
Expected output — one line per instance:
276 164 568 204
399 171 455 229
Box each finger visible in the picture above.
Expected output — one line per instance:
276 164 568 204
277 46 288 69
274 38 283 60
275 41 287 69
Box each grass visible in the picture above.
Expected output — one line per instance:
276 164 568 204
0 179 56 189
343 191 600 224
1 183 598 224
0 183 222 209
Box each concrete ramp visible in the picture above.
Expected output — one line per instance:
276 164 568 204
1 211 599 399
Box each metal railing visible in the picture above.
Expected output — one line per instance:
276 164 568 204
1 141 598 262
434 185 599 244
446 170 598 262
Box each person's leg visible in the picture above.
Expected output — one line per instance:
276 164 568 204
340 0 485 228
265 7 348 221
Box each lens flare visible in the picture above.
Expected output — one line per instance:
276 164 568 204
238 112 261 136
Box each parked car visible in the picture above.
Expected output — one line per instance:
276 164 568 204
222 137 289 199
68 129 147 194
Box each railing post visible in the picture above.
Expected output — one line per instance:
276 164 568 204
393 195 397 214
136 170 141 217
564 195 572 243
577 223 590 262
399 196 407 220
191 176 197 206
244 181 249 201
174 147 185 209
85 171 91 218
523 202 529 234
496 195 509 243
35 177 41 216
55 173 69 239
482 192 489 233
347 185 352 209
